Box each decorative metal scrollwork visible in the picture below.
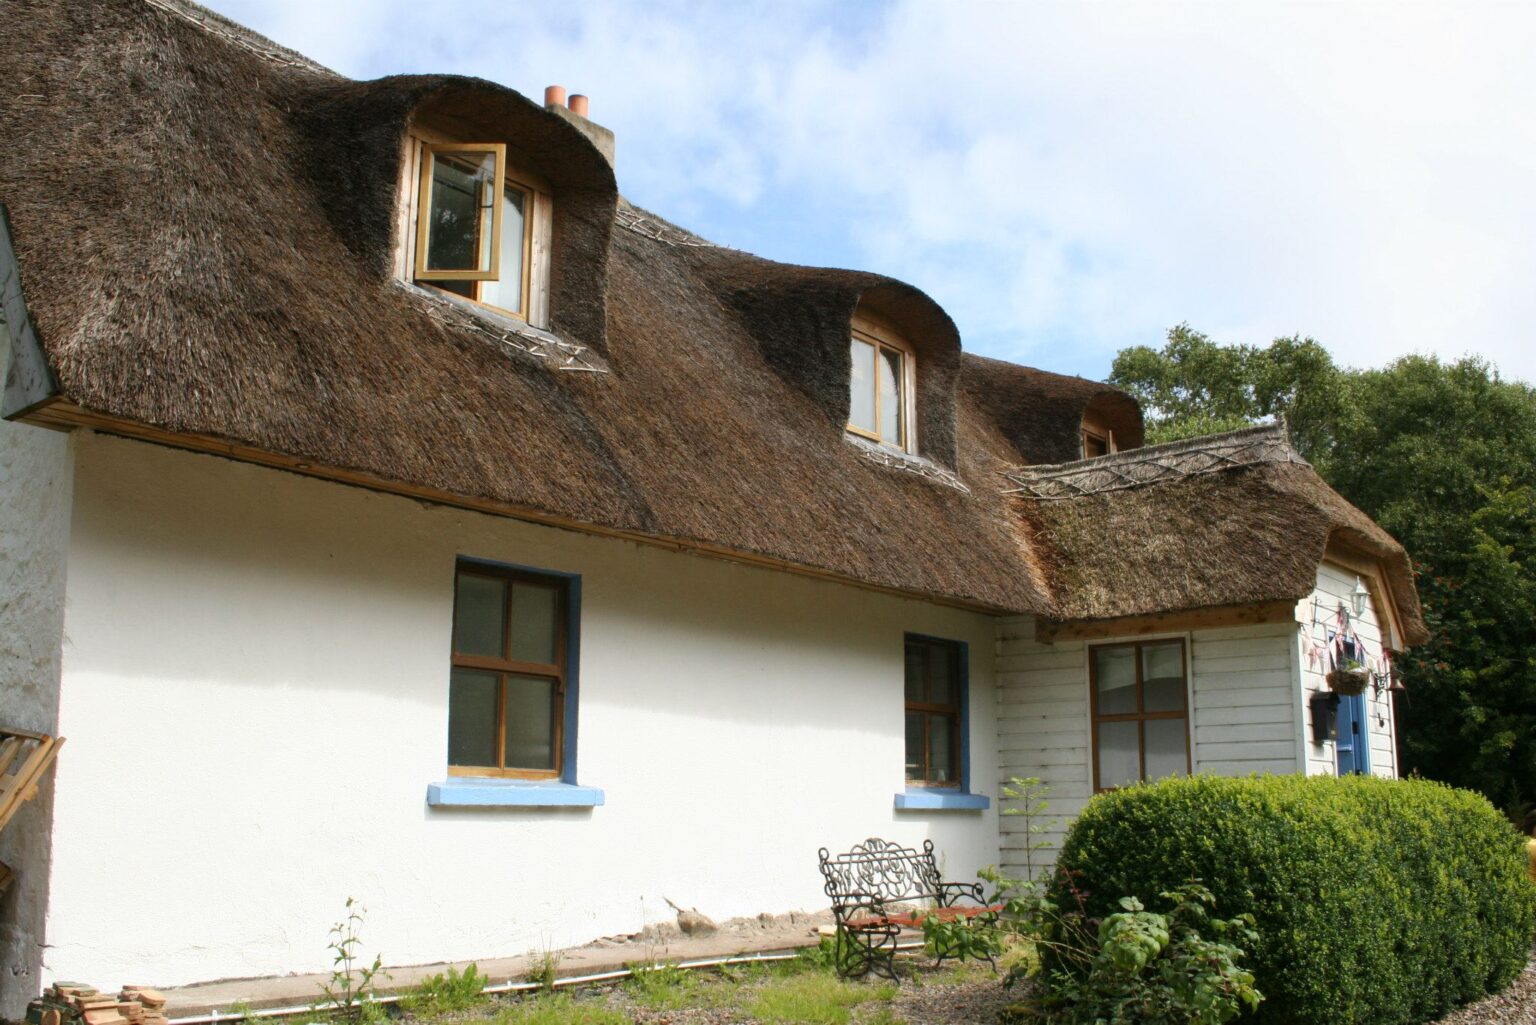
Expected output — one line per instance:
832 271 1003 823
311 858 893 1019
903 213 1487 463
817 837 988 979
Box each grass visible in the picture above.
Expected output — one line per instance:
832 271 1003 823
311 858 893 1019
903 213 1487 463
746 974 899 1025
380 950 993 1025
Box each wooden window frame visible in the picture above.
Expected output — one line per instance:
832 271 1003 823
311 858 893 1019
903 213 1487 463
448 562 568 780
904 635 963 788
1089 638 1191 792
414 143 508 283
1082 428 1114 459
404 135 551 326
847 315 917 453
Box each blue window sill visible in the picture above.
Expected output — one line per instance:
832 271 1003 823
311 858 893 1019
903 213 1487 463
894 789 990 811
428 779 606 808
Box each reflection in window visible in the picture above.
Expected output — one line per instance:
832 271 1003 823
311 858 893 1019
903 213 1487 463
1090 640 1189 790
847 323 912 451
448 562 568 777
904 636 962 786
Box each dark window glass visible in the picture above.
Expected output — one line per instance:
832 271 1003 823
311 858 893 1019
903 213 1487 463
448 562 567 776
904 636 963 786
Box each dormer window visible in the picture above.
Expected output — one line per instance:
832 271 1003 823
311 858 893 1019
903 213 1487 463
401 134 553 327
847 313 916 452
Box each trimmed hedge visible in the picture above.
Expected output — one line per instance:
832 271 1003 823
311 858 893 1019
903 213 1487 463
1050 775 1536 1025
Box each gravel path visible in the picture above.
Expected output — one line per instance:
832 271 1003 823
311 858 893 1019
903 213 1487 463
1430 949 1536 1025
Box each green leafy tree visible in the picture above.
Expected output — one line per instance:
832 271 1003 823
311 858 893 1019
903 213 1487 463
1110 333 1536 814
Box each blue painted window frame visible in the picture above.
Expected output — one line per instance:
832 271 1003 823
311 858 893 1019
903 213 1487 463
428 556 601 808
895 633 989 811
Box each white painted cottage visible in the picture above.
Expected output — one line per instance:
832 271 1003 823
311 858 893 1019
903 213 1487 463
0 0 1426 1014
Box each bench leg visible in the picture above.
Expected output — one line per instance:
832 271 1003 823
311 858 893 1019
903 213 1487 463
834 924 901 981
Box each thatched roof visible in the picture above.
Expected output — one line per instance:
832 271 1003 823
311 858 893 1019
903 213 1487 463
0 0 1426 642
1013 426 1430 644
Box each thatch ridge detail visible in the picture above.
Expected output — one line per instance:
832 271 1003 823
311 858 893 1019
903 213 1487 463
1003 423 1305 499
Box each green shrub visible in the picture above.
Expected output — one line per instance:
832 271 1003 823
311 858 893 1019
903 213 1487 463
1051 775 1536 1025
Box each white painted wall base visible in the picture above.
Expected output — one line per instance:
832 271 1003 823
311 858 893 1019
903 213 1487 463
44 432 1000 989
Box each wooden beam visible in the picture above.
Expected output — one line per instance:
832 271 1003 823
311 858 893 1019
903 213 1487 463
0 204 60 419
1035 600 1298 644
20 400 1014 617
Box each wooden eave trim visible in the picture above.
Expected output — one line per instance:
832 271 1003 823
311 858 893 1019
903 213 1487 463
1036 599 1298 644
21 399 1016 617
1321 541 1408 651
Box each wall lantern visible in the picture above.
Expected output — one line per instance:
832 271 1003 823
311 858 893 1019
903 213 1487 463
1350 577 1369 617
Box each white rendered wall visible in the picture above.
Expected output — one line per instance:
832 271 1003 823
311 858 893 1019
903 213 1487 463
46 432 1000 987
1296 561 1398 778
995 618 1306 879
0 418 72 1018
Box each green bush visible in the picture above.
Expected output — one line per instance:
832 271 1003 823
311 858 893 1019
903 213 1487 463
1050 775 1536 1025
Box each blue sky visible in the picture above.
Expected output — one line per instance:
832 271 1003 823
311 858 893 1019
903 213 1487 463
206 0 1536 384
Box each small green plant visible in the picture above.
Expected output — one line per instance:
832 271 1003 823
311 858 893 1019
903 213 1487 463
400 963 486 1015
1035 883 1262 1025
922 777 1057 973
224 1001 259 1025
318 898 390 1021
523 945 564 993
792 935 841 974
625 960 694 1009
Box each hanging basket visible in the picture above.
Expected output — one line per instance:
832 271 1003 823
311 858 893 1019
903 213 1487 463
1326 666 1371 696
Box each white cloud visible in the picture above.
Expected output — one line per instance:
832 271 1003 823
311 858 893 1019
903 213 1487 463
207 0 1536 382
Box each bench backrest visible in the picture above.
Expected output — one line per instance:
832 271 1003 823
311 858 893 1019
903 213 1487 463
818 837 943 908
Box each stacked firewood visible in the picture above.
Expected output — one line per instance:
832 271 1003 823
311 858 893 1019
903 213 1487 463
32 984 168 1025
120 987 169 1025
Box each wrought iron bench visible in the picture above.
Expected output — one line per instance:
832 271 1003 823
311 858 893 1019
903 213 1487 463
817 837 991 979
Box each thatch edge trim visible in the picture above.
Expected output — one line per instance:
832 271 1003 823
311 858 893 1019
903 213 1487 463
23 400 1023 616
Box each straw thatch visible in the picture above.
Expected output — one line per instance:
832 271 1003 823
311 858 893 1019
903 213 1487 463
1019 432 1429 644
0 0 1426 641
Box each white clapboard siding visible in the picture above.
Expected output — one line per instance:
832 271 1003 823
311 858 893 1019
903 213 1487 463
1298 561 1398 777
1190 623 1300 776
994 615 1316 880
994 618 1089 880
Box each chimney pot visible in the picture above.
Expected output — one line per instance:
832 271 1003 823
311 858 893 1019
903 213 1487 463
544 84 566 108
569 94 589 117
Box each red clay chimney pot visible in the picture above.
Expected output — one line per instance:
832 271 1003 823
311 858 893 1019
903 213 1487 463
544 84 566 107
569 94 589 117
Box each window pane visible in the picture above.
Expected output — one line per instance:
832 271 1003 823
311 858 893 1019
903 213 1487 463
454 573 506 657
926 642 956 707
1096 720 1140 788
904 643 925 703
878 346 904 446
1084 433 1108 458
927 713 955 783
478 188 527 314
849 338 877 433
1145 718 1188 779
509 580 558 665
904 711 924 781
425 151 498 274
448 668 498 766
1142 642 1186 712
1094 647 1137 715
504 674 557 770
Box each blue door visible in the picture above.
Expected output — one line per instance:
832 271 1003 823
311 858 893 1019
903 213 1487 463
1335 693 1371 775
